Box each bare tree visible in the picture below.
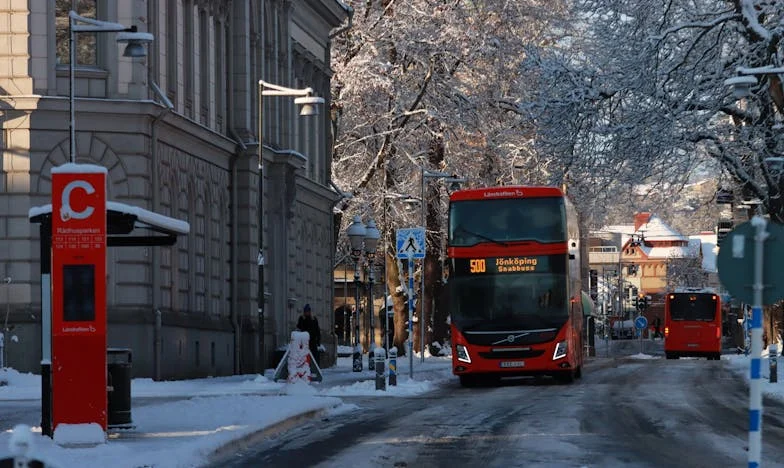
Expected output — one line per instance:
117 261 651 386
331 1 571 351
522 1 784 223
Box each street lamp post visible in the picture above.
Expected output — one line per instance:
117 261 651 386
363 220 380 368
419 169 465 361
347 216 367 372
68 11 153 163
256 81 324 371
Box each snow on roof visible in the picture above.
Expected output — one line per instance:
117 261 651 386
690 233 718 272
636 215 687 241
108 201 189 234
598 224 636 235
50 163 108 174
27 201 190 235
641 244 700 259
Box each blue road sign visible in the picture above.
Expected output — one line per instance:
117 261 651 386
634 315 648 330
396 227 426 259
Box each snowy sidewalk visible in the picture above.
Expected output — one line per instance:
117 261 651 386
0 354 453 467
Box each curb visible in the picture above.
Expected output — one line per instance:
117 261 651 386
204 403 339 465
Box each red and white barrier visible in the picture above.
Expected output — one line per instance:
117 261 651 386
287 331 312 384
272 330 323 384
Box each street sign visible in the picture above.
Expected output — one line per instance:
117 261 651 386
717 220 784 305
634 315 648 330
396 227 426 259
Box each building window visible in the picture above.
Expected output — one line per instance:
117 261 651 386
55 0 98 66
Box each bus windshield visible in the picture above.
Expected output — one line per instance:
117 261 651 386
669 294 717 321
449 197 566 246
449 254 569 330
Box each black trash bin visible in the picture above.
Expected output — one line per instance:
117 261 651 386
107 348 133 428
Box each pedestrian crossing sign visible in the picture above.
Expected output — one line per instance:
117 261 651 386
397 227 426 259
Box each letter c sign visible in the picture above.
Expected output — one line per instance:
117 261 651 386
60 180 96 221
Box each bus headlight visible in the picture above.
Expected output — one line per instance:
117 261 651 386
553 340 568 360
456 344 472 363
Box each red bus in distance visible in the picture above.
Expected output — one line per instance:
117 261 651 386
664 287 722 360
447 186 585 386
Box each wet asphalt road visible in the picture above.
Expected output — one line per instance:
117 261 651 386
211 340 784 468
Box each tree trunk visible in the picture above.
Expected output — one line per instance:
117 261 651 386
386 251 409 356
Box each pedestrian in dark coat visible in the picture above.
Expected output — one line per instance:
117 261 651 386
297 304 321 364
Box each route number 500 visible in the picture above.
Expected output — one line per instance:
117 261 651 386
470 259 486 273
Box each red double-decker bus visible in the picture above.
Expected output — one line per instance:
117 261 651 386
664 288 722 360
447 186 585 386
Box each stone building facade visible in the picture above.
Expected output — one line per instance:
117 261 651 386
0 0 350 378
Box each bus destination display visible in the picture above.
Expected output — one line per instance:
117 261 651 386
455 255 561 275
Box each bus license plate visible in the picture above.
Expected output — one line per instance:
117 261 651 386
500 361 525 368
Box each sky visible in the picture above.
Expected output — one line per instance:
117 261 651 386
0 355 454 468
2 348 783 468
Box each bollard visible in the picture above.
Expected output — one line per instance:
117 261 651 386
388 346 397 386
368 343 376 371
771 344 778 383
375 347 386 391
352 344 363 372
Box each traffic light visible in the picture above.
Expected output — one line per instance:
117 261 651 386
632 296 639 309
589 269 598 301
636 293 645 310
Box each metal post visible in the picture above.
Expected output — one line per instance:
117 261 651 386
2 276 9 369
383 198 389 353
368 264 375 370
408 258 414 378
420 167 426 363
40 221 52 437
343 263 349 345
388 346 397 386
375 347 386 391
257 83 265 375
639 325 643 354
69 14 76 163
153 309 161 381
353 256 363 372
748 216 768 467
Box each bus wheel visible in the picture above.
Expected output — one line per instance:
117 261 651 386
459 375 479 388
666 352 676 360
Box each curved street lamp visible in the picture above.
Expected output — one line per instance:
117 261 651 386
256 81 325 366
68 11 153 163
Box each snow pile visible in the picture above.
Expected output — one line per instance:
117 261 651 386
53 423 105 446
0 368 40 400
628 353 659 360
